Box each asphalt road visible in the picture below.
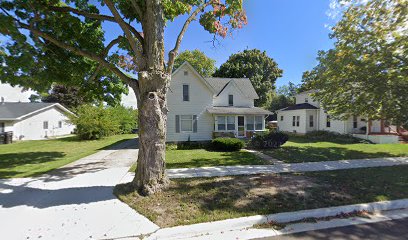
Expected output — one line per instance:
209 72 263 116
256 217 408 240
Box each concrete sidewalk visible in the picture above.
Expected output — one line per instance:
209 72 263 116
165 157 408 178
0 138 158 240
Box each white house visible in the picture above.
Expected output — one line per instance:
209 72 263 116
277 90 403 143
166 62 272 142
0 102 75 141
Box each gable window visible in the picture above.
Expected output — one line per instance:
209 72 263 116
184 70 188 76
326 115 331 128
228 95 234 106
58 121 63 128
280 116 284 121
0 122 4 133
43 121 49 130
296 116 300 127
305 98 309 103
353 116 358 128
309 115 314 127
292 116 296 127
181 115 193 132
182 84 189 101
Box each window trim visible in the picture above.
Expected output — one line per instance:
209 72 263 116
182 84 189 102
228 94 234 106
180 115 193 132
43 121 49 130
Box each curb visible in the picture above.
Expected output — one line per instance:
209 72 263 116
147 198 408 240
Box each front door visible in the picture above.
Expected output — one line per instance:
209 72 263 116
237 116 245 137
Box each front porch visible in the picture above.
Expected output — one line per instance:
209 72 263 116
207 106 273 139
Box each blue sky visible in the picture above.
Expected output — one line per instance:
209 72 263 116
162 0 337 88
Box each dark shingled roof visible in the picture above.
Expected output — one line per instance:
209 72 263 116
0 102 64 120
281 103 319 111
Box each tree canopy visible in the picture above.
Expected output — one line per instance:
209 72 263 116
214 49 283 106
0 0 247 195
173 49 216 77
302 0 408 127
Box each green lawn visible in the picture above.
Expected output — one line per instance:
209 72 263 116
115 165 408 227
0 134 136 178
262 136 408 163
129 149 264 171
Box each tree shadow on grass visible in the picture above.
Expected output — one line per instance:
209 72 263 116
0 152 66 178
265 146 399 163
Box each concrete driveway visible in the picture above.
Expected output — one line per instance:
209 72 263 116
0 138 159 240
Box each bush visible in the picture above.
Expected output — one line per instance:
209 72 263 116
69 104 138 140
249 131 289 149
304 130 370 144
211 137 245 151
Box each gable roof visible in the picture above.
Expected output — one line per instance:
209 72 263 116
205 77 259 99
281 103 319 111
172 61 216 93
0 102 73 120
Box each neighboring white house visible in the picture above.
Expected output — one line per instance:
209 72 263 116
0 102 75 141
166 62 272 142
277 90 402 144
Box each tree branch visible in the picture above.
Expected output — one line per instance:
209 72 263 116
167 1 212 74
48 5 144 46
104 0 145 69
130 0 143 19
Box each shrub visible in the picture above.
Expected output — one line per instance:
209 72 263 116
304 130 370 144
69 104 138 140
211 137 245 151
249 131 289 149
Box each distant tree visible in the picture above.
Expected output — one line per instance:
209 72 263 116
29 94 41 103
267 84 297 120
302 0 408 128
41 85 87 109
173 49 216 77
276 81 299 98
214 49 283 107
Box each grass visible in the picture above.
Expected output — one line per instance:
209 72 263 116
115 165 408 227
129 149 264 172
0 134 136 178
262 136 408 163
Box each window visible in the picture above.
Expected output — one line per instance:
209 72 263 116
226 116 235 130
305 97 309 103
228 94 234 106
180 115 193 132
353 116 358 128
43 121 48 130
255 116 263 130
326 115 331 128
217 116 226 131
184 70 188 76
309 115 314 127
296 116 300 127
58 121 63 128
292 116 296 127
280 116 284 121
0 122 4 133
246 116 254 130
182 84 189 101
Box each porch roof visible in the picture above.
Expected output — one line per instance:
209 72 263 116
207 107 273 115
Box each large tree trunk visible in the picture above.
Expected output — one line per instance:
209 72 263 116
132 71 170 195
131 0 170 195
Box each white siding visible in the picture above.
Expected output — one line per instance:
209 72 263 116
318 110 347 134
277 110 308 134
295 92 320 107
11 107 74 140
213 82 253 107
167 64 214 142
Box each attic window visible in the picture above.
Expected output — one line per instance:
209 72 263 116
184 71 188 76
305 98 309 103
228 95 233 106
